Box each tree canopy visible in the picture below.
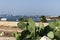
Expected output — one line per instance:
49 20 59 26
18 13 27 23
40 16 47 22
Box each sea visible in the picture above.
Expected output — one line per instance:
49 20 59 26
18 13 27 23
0 14 40 22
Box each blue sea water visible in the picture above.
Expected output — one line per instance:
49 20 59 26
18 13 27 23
32 17 40 22
5 16 19 21
0 14 40 22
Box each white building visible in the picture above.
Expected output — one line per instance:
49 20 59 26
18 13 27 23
1 18 7 21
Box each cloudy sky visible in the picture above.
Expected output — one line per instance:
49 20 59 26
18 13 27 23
0 0 60 16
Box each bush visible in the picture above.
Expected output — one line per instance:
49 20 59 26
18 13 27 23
40 16 47 22
17 21 26 30
47 31 54 39
28 18 35 33
36 25 53 37
39 22 44 29
12 32 15 37
16 34 20 40
19 18 28 22
20 30 31 40
44 25 53 35
54 31 60 39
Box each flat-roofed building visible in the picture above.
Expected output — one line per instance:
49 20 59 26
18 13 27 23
1 18 7 21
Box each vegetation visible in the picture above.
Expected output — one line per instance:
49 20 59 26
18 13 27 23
36 20 60 40
58 16 60 18
40 16 47 22
47 31 54 39
49 21 60 40
17 18 36 40
17 17 60 40
19 17 28 22
17 21 26 30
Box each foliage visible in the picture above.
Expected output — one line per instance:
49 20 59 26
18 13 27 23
12 32 21 40
47 31 54 39
43 25 53 35
58 16 60 18
17 21 26 30
54 28 60 40
17 17 60 40
17 18 36 40
35 22 44 37
20 30 31 40
16 34 21 40
36 25 53 37
39 22 44 29
12 32 18 37
49 21 60 29
49 21 60 32
35 20 60 40
12 32 15 37
49 21 60 40
35 36 41 40
19 17 28 22
28 18 35 33
40 16 47 22
28 18 35 40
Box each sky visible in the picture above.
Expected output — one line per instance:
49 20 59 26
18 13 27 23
0 0 60 16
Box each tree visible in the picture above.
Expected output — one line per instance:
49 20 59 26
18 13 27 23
58 16 60 18
40 16 47 22
19 17 28 22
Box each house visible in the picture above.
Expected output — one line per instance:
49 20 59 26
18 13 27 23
46 16 59 22
0 18 7 21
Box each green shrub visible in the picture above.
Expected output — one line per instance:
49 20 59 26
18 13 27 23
17 21 26 30
28 18 35 33
16 34 20 40
54 30 60 38
19 18 28 22
49 21 60 29
19 30 31 40
47 31 54 39
40 16 47 22
39 22 44 29
12 32 15 37
44 25 53 35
